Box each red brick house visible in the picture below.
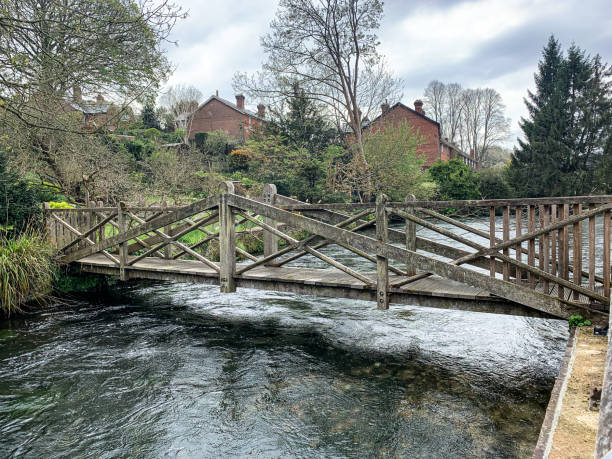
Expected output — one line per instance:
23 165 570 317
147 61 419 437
63 88 132 131
188 93 266 141
364 99 478 169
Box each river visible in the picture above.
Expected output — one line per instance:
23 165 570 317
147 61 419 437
0 217 574 458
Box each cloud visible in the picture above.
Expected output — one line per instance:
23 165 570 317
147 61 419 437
163 0 612 146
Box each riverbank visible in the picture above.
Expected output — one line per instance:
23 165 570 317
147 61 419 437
535 326 607 458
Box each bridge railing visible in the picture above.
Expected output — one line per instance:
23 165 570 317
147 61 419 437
43 185 611 317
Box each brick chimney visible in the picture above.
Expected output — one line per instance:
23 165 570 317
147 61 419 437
381 99 389 114
414 99 424 114
470 148 475 158
235 94 245 110
96 94 104 103
73 86 82 103
257 103 266 118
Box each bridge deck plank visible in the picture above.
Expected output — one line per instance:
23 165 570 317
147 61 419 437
77 253 491 298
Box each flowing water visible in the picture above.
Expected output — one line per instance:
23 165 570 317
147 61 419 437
0 217 577 458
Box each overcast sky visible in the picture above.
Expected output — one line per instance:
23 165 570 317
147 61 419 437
163 0 612 148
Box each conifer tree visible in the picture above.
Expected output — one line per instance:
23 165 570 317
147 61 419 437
509 36 612 196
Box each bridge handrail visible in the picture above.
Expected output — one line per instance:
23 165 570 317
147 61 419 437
280 195 612 211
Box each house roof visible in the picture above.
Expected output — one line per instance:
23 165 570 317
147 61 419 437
440 137 474 160
70 101 110 115
364 102 441 129
196 95 265 121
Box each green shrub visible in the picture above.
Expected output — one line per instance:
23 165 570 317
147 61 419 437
0 151 42 232
568 315 592 330
48 201 74 209
0 231 55 315
428 158 480 201
477 166 513 199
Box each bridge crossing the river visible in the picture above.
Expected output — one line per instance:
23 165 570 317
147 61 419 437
44 182 611 323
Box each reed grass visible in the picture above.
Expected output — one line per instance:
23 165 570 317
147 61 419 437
0 230 55 316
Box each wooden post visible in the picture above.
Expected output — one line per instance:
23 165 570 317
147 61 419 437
589 203 596 290
563 203 570 283
219 181 236 293
528 205 536 288
97 201 105 243
162 201 171 260
489 206 496 277
118 201 128 281
604 209 611 300
515 206 522 284
558 205 566 298
572 203 582 300
502 206 510 281
376 193 389 310
263 184 278 266
541 205 550 293
551 204 557 277
43 203 54 248
405 194 416 276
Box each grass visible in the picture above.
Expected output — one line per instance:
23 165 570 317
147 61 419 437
0 230 55 316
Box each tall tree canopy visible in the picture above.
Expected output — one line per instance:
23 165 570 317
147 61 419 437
233 0 403 159
0 0 185 131
0 0 184 200
508 36 612 197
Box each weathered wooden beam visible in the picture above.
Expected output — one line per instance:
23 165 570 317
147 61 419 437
573 203 582 300
268 209 374 267
490 206 496 277
59 211 117 252
528 205 536 288
59 195 219 264
235 210 373 285
228 194 607 320
391 208 610 306
405 194 417 276
376 194 390 309
50 213 120 266
590 204 596 290
118 202 128 280
263 184 278 266
605 210 611 299
280 195 612 211
219 182 236 292
503 206 510 281
515 206 523 285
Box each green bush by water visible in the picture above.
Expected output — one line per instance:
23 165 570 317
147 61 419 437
0 231 55 315
568 315 591 330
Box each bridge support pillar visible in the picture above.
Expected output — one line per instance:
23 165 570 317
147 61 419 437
219 182 236 293
405 194 416 275
376 193 389 310
263 184 278 265
118 201 128 281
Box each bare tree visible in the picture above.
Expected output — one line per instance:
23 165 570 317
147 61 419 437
159 84 203 142
233 0 403 163
424 80 510 164
445 83 463 144
424 80 446 126
479 88 511 164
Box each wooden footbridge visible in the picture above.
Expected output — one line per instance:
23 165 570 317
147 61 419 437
44 182 612 456
45 182 611 322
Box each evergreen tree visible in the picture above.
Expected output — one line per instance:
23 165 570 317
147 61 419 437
141 102 161 130
509 36 612 196
270 84 338 154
